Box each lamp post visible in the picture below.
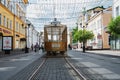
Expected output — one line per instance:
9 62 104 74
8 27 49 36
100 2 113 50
25 26 28 53
28 23 30 49
31 27 34 51
79 7 88 53
80 23 88 53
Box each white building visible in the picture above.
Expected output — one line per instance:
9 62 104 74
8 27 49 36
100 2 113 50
111 0 120 50
113 0 120 17
26 20 40 49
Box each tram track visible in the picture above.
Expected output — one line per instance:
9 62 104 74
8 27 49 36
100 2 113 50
28 58 47 80
64 57 87 80
28 57 87 80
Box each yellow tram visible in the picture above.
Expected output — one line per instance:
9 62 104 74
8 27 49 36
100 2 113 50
44 19 67 55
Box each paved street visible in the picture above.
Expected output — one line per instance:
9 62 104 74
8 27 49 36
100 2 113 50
0 50 44 80
1 0 120 80
68 49 120 80
0 49 120 80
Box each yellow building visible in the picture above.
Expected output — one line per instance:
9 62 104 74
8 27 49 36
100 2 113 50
0 0 28 51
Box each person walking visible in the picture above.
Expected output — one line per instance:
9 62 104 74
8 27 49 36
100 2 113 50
34 45 36 52
31 44 33 51
41 44 44 52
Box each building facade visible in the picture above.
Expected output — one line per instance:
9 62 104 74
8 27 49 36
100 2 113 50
26 20 41 50
111 0 120 50
87 7 112 49
78 7 112 49
0 0 28 51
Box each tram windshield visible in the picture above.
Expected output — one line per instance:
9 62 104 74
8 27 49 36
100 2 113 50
45 26 65 42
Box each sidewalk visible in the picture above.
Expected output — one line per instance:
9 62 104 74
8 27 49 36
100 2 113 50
75 49 120 57
0 49 34 58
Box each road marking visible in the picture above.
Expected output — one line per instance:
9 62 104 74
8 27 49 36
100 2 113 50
0 67 16 71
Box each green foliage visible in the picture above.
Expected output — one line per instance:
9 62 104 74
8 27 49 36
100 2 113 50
108 16 120 35
73 29 94 43
72 27 78 43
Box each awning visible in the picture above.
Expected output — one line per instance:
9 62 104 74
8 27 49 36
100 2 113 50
20 38 26 41
16 34 20 37
0 33 3 36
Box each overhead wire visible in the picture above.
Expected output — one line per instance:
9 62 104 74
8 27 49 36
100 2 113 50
26 0 112 29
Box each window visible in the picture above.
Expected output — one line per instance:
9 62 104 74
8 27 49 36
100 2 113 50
1 0 4 4
0 14 1 25
16 22 18 31
116 6 119 16
3 16 6 27
7 18 9 28
18 23 20 32
4 0 7 7
10 20 12 29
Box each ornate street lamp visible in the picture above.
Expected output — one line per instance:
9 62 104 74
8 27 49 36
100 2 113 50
24 23 30 53
25 26 28 53
80 23 88 53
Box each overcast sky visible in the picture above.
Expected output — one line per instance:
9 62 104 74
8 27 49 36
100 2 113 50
26 0 112 32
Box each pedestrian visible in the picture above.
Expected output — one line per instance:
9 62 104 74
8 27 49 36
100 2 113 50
34 45 36 52
31 44 33 51
41 44 44 52
68 44 72 50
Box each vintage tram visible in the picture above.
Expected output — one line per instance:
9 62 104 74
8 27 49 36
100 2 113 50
44 19 67 56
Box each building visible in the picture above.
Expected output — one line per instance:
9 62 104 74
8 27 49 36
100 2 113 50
113 0 120 17
87 7 112 49
78 7 112 49
111 0 120 49
0 0 28 52
26 19 42 50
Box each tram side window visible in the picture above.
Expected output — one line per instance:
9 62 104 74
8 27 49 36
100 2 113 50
53 35 57 41
48 35 51 41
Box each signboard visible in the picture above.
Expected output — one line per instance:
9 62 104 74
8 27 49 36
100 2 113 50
2 36 13 50
0 27 12 34
52 43 60 48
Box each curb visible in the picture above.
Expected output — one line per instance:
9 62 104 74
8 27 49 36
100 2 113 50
75 50 120 57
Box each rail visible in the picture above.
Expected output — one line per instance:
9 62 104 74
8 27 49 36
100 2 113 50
28 58 47 80
65 58 87 80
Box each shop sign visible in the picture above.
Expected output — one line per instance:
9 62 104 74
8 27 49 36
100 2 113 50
0 27 12 34
2 36 13 50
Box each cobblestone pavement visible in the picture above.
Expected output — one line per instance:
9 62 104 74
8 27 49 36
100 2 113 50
9 58 81 80
0 50 43 80
34 58 80 80
8 57 44 80
68 58 107 80
67 50 120 80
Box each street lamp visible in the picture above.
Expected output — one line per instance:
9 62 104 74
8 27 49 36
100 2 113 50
25 24 30 53
32 27 34 51
80 23 88 53
28 23 30 48
25 26 28 53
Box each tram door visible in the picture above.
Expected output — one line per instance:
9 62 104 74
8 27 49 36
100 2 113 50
0 36 2 51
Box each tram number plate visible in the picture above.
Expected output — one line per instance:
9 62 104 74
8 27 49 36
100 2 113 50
52 43 60 48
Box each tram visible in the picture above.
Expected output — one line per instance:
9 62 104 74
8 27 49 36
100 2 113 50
44 18 67 56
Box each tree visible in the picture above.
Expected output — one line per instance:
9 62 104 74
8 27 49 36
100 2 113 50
73 29 94 52
108 16 120 35
74 29 94 43
72 27 78 43
107 16 120 49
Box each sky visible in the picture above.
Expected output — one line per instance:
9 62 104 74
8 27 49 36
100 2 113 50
26 0 112 32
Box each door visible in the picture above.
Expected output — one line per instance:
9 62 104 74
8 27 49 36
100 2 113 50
0 36 2 51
